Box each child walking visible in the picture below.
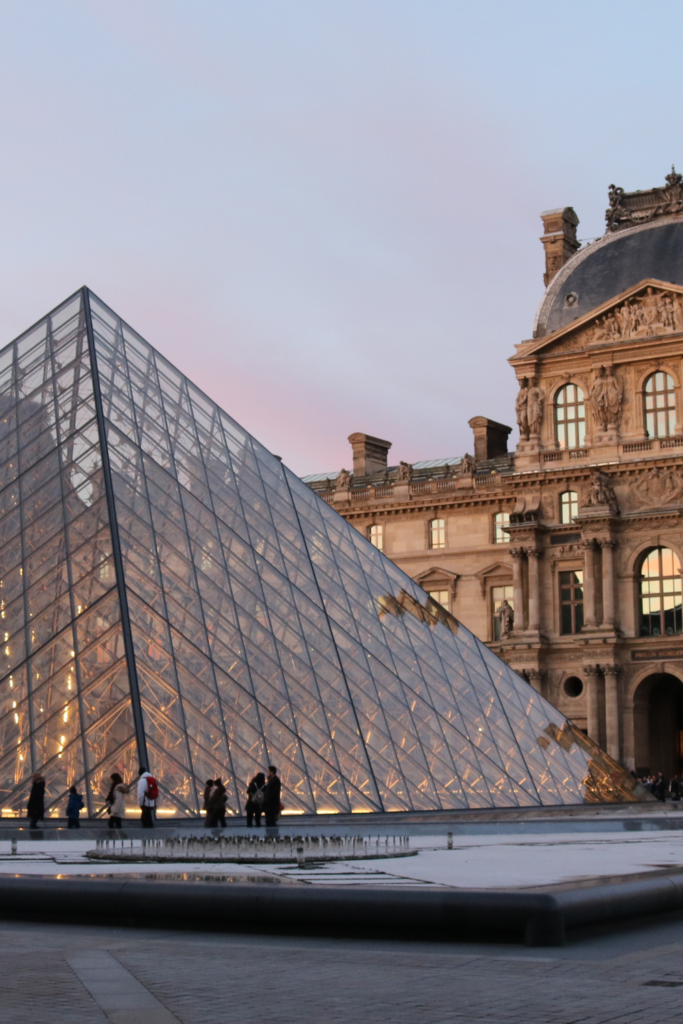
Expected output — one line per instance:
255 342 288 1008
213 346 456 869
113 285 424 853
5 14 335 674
66 786 84 828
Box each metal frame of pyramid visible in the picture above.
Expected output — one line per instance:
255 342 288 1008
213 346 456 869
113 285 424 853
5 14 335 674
0 288 643 819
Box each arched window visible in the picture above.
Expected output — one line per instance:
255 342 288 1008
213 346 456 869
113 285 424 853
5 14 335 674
560 491 578 524
555 384 586 449
644 371 676 438
493 512 510 543
368 524 384 551
429 518 445 549
640 547 682 636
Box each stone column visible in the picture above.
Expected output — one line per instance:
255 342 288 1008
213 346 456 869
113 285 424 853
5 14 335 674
527 668 544 694
525 546 541 632
603 664 621 762
599 539 616 629
581 539 597 629
584 664 601 744
510 547 525 632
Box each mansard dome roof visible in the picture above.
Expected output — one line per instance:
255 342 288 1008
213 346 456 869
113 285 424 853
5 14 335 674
535 215 683 338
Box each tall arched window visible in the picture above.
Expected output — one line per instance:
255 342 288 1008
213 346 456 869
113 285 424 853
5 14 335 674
644 371 676 438
429 518 445 549
640 547 682 636
560 491 578 524
555 384 586 449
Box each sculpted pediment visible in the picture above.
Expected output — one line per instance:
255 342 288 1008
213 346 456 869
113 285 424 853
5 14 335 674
519 279 683 358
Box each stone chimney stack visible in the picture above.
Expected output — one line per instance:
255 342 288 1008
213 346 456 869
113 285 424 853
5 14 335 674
540 207 580 287
468 417 512 462
347 433 392 477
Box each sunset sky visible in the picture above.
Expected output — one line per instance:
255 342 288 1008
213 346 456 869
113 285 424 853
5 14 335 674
0 1 679 475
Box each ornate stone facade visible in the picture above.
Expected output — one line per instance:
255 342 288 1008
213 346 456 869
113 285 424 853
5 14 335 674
304 173 683 778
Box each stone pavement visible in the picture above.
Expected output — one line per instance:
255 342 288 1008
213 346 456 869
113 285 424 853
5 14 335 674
2 914 683 1023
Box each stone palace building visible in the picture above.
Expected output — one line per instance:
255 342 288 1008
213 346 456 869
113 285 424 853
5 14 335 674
304 169 683 777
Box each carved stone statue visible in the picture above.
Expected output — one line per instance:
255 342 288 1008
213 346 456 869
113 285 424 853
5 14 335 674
396 461 413 482
496 599 514 638
515 378 530 440
459 452 476 475
586 470 618 510
603 366 623 427
590 366 623 430
335 468 352 491
527 383 545 435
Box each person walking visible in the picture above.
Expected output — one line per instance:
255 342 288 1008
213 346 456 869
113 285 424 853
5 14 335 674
66 786 84 828
246 772 266 827
106 773 129 829
262 765 281 828
27 772 45 828
137 767 158 828
206 780 227 828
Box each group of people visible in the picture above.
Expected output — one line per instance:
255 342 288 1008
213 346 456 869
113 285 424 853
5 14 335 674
638 772 683 802
203 765 281 828
26 765 282 828
25 767 159 829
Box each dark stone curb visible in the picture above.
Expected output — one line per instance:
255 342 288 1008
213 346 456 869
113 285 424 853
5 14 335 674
2 873 683 946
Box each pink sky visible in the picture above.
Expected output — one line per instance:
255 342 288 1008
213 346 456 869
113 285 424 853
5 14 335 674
0 0 679 475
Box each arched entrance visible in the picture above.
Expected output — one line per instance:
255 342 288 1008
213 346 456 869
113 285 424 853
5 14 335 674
634 673 683 776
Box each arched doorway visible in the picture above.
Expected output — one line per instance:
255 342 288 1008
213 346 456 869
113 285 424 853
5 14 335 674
634 673 683 776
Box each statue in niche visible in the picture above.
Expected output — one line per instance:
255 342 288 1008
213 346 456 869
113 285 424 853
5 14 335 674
515 378 530 440
527 382 545 435
496 599 514 638
586 470 618 510
335 468 352 491
590 366 623 430
396 461 413 482
459 453 476 475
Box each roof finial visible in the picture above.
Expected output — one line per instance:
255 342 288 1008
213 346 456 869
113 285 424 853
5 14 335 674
665 164 683 187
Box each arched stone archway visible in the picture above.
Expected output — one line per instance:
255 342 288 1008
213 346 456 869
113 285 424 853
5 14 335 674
634 673 683 776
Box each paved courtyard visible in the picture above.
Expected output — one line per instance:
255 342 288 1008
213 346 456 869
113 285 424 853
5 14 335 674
2 912 683 1023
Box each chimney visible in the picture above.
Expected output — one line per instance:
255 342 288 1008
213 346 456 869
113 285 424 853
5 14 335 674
347 433 392 477
540 207 579 287
468 417 512 462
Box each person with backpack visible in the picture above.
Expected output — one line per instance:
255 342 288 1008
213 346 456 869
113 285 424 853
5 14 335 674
66 786 84 828
137 767 158 828
245 772 266 827
262 765 281 829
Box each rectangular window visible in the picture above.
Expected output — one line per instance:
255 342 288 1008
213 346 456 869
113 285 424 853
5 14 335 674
560 491 578 524
494 512 510 543
492 584 514 640
428 590 449 610
368 524 384 551
429 519 445 549
560 570 584 635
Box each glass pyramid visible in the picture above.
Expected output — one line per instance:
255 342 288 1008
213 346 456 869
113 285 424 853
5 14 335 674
0 288 643 819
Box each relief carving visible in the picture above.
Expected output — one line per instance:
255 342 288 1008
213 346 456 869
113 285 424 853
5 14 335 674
589 365 624 429
629 466 683 509
586 286 683 345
